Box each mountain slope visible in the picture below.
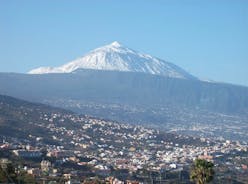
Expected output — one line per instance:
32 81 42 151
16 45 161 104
1 71 248 141
1 71 248 113
28 41 196 80
0 94 209 147
0 95 74 142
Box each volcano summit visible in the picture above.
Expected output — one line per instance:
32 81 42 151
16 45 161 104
29 41 196 80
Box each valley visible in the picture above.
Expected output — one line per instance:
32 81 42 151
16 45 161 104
1 95 248 183
44 99 248 142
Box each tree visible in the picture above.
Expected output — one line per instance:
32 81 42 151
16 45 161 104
0 160 36 184
190 159 215 184
0 161 17 183
18 170 36 184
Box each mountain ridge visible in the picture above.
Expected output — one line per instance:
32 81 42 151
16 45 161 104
1 70 248 113
28 41 196 80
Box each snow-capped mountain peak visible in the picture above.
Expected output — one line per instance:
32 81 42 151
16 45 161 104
110 41 122 47
28 42 196 80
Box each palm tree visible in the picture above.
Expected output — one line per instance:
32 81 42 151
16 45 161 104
190 159 215 184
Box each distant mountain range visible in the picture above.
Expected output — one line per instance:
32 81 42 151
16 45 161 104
28 41 196 80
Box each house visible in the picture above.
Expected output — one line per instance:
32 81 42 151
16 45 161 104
13 150 42 158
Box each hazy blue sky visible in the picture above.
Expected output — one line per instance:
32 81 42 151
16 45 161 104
0 0 247 86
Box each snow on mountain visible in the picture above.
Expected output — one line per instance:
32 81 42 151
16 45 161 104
28 41 196 79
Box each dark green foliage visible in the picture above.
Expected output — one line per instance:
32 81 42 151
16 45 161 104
18 171 36 184
190 159 215 184
0 162 17 183
83 176 105 184
0 160 36 184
